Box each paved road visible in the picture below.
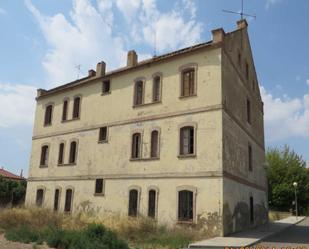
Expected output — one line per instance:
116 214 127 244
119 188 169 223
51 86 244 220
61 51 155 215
256 217 309 248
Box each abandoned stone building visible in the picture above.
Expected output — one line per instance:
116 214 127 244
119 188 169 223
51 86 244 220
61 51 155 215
25 19 268 236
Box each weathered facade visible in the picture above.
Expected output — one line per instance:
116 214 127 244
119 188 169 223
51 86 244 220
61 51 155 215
25 20 268 236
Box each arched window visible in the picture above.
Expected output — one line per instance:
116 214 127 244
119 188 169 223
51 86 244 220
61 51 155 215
131 133 141 159
178 190 193 221
128 189 138 217
58 143 65 165
148 189 157 218
153 76 161 102
180 126 194 155
36 189 44 207
62 100 68 121
53 189 60 211
40 145 49 166
64 188 73 212
250 196 254 224
44 105 53 125
69 141 77 164
181 68 195 97
72 97 81 119
150 130 159 158
134 80 144 106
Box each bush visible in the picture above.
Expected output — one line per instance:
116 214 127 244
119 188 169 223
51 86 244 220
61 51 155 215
5 225 44 244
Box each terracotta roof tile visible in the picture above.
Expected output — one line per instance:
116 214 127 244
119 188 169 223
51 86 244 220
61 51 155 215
0 168 24 180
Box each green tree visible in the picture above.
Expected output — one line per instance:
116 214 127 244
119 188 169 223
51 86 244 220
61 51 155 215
266 146 309 214
0 176 27 206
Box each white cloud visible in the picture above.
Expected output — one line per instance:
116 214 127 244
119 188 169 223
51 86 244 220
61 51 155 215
0 83 36 127
261 86 309 141
265 0 282 10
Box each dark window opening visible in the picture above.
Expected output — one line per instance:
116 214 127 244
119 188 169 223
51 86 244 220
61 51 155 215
150 130 159 158
178 190 193 221
153 76 161 102
62 100 68 121
58 143 64 165
99 127 107 142
180 126 194 155
64 189 73 212
238 52 241 66
128 189 138 217
134 81 144 106
44 105 53 125
40 145 49 166
36 189 44 207
131 133 141 159
54 189 60 211
246 62 249 80
73 97 80 119
248 144 253 171
148 189 156 218
247 99 251 124
181 69 195 97
102 80 110 94
95 179 104 194
69 141 77 164
250 196 254 224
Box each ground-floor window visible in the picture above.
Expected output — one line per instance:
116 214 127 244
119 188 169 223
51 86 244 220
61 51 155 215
64 189 73 212
148 189 157 218
250 196 254 224
36 189 44 207
178 190 193 222
53 189 60 211
128 189 138 217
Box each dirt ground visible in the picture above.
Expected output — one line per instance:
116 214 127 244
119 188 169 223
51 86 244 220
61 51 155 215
0 234 51 249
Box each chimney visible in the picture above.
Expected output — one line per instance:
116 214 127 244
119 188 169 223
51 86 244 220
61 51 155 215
211 28 225 43
37 89 46 98
88 69 96 77
96 61 106 77
127 50 138 67
237 19 248 29
20 169 23 178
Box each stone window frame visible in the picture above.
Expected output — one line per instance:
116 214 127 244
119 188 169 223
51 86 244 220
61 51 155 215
43 102 54 126
147 186 159 220
150 127 161 159
68 139 79 165
35 186 46 207
98 126 109 143
178 122 197 158
102 79 111 95
72 94 82 120
61 97 70 122
130 129 144 160
57 140 66 166
179 63 198 98
176 185 197 224
127 186 142 217
152 72 163 103
94 178 105 196
53 187 62 211
133 77 146 107
64 186 74 213
39 143 50 167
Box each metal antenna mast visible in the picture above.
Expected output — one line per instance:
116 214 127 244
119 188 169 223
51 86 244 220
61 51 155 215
75 64 81 79
222 0 256 20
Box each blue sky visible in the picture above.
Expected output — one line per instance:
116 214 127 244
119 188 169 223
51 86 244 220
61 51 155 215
0 0 309 176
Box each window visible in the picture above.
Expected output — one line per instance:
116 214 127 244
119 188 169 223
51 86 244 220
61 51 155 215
131 133 141 159
250 196 254 224
54 189 60 211
252 81 256 92
44 105 53 125
128 189 138 217
58 143 65 165
150 130 159 158
95 179 104 195
72 97 81 119
148 189 157 218
64 189 73 212
181 69 195 97
99 127 108 142
245 62 249 80
248 144 253 171
153 76 161 102
134 80 144 106
36 189 44 207
102 80 110 94
238 52 241 66
178 190 193 222
180 126 194 156
40 145 49 166
69 141 77 164
247 99 251 124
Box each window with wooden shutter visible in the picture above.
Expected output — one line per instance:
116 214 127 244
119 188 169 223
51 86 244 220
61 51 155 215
180 126 194 155
181 69 195 97
72 97 80 119
178 190 193 221
58 143 64 165
134 81 144 106
102 80 110 94
131 133 141 159
62 100 68 121
54 189 60 211
44 105 53 125
99 127 108 142
128 189 138 217
148 189 156 218
95 179 104 194
64 189 73 212
153 76 161 102
40 145 49 166
36 189 44 207
69 141 77 164
150 130 159 158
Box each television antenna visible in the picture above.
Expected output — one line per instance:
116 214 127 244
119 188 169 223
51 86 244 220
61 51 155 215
222 0 256 20
75 64 81 79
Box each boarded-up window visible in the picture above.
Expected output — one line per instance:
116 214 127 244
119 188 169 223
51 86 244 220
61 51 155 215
62 100 68 121
128 189 138 217
72 97 80 119
44 105 53 125
99 127 107 142
178 190 193 221
102 80 110 94
180 126 194 155
150 130 159 158
134 81 144 106
148 189 156 218
153 76 161 102
58 143 64 165
248 144 253 171
54 189 60 211
64 189 73 212
250 196 254 223
40 145 49 166
246 62 249 80
95 179 104 194
247 99 251 124
131 133 141 159
69 141 77 164
36 189 44 207
181 69 195 97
